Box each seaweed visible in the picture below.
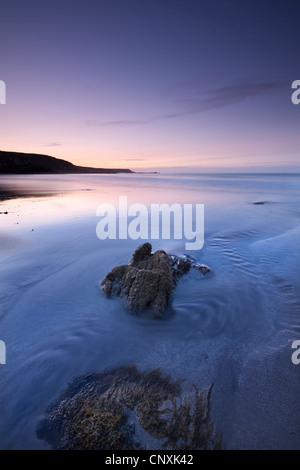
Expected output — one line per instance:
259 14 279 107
37 365 223 450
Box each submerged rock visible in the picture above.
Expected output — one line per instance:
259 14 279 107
168 254 211 285
36 364 223 450
100 243 211 317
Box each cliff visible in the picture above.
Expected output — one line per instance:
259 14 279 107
0 151 133 174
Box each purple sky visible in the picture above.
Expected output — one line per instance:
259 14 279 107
1 0 300 172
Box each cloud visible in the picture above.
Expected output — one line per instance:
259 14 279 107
164 78 284 112
86 119 151 127
126 158 145 161
86 78 284 127
190 80 284 111
42 142 62 147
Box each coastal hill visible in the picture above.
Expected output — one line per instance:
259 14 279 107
0 151 133 174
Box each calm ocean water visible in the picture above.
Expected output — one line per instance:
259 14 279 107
0 172 300 449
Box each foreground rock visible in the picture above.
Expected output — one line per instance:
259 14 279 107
100 243 211 317
36 364 223 450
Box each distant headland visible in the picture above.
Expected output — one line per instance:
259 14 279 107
0 151 134 174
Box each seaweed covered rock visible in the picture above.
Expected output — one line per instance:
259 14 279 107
36 365 223 450
101 243 173 317
100 243 211 317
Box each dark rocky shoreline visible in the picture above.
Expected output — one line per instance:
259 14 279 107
0 150 133 174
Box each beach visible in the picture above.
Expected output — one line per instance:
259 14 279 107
0 172 300 449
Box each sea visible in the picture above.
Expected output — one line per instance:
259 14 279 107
0 172 299 449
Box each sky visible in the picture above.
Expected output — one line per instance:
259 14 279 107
0 0 300 172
